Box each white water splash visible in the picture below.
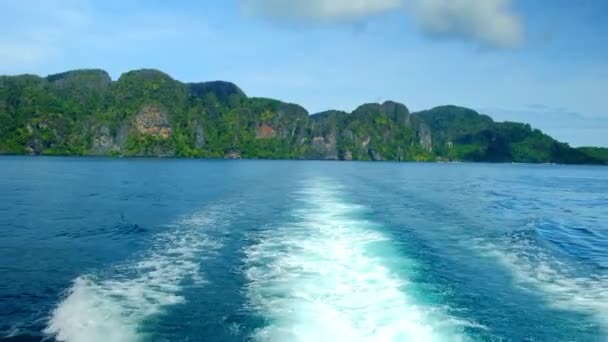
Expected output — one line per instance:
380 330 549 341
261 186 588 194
45 206 228 342
244 181 469 342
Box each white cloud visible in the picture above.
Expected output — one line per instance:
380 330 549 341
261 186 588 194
241 0 523 48
241 0 402 21
406 0 522 48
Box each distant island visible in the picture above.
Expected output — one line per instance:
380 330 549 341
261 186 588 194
1 68 606 164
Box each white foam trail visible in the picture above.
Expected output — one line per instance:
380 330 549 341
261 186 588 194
244 181 469 342
45 206 228 342
474 238 608 330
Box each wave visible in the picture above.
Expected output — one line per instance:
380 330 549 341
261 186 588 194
473 230 608 331
44 205 229 342
244 181 471 341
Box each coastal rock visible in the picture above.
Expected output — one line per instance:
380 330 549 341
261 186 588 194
310 135 338 160
91 123 128 155
194 121 205 148
225 149 241 159
417 123 433 152
132 105 171 139
368 148 383 161
362 137 371 148
256 123 276 139
23 115 70 154
91 125 114 154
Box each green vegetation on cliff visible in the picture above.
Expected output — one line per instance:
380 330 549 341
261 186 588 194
0 68 605 164
576 147 608 162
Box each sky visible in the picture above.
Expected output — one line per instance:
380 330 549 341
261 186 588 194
1 0 607 147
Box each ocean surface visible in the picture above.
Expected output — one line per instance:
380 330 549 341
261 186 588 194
0 157 607 342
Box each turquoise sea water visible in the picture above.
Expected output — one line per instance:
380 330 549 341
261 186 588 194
0 157 606 341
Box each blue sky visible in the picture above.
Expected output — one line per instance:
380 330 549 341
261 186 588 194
1 0 607 146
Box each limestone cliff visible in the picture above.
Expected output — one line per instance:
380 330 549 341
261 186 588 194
0 68 605 164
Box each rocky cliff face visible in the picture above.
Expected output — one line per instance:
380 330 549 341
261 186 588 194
194 121 205 148
416 121 433 152
23 114 71 155
256 123 276 139
132 105 172 139
90 105 172 155
310 134 339 160
91 124 128 155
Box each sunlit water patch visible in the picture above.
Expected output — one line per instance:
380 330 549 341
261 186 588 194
244 181 471 341
44 205 231 342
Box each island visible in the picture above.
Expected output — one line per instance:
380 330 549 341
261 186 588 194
1 68 606 164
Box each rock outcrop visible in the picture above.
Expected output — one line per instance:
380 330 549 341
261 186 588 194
256 123 276 139
92 124 125 155
132 105 171 139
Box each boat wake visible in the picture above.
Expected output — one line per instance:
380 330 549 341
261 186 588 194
45 205 230 342
244 180 470 341
474 230 608 332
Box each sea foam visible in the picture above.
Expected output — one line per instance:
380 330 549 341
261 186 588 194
474 233 608 331
244 181 469 341
45 206 228 342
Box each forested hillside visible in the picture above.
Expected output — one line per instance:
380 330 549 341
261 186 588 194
0 69 605 164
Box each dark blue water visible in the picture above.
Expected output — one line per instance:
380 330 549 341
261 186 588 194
1 157 606 341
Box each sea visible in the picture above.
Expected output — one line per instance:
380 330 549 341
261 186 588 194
0 156 606 341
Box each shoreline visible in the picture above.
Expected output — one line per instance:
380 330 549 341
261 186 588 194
1 153 606 166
